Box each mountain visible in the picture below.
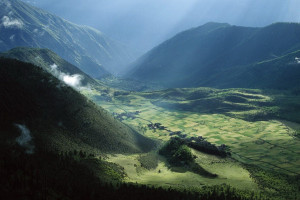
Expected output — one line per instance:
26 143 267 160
0 57 155 154
0 47 101 87
0 0 133 77
200 50 300 89
127 22 300 89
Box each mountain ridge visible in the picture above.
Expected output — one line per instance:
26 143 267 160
0 0 133 77
0 57 156 153
0 47 101 87
127 22 300 89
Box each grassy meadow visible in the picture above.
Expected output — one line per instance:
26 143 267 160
81 86 300 198
107 152 258 191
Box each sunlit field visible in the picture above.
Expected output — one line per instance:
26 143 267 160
82 87 300 176
107 152 258 191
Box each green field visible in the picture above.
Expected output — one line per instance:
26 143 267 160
81 86 300 197
107 151 258 191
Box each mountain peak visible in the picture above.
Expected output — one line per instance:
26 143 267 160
127 22 300 89
0 0 133 76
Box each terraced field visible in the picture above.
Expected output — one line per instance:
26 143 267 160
82 87 300 177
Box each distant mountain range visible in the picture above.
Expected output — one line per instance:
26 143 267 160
0 0 133 77
127 22 300 89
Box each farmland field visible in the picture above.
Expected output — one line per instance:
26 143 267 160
80 86 300 199
107 151 258 191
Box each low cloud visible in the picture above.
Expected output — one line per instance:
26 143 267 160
50 64 88 90
50 63 59 71
62 74 83 88
295 57 300 64
15 124 35 154
1 16 24 29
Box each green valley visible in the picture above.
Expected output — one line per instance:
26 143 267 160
81 85 300 199
1 0 300 199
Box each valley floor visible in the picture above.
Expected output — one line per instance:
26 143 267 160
81 86 300 198
107 152 258 191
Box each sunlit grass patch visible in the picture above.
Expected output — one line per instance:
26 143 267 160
107 152 258 191
82 86 300 176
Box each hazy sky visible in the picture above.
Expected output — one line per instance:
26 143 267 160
24 0 300 56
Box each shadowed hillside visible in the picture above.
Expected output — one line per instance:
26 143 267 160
199 50 300 90
127 22 300 89
0 58 155 153
0 47 101 87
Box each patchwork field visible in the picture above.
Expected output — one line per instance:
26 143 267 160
107 151 258 191
82 87 300 178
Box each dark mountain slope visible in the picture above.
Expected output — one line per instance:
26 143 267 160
0 0 133 76
0 47 100 87
127 22 300 89
199 50 300 89
0 58 155 153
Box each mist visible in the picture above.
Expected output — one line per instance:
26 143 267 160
23 0 300 56
15 124 35 154
1 16 24 29
50 64 89 90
